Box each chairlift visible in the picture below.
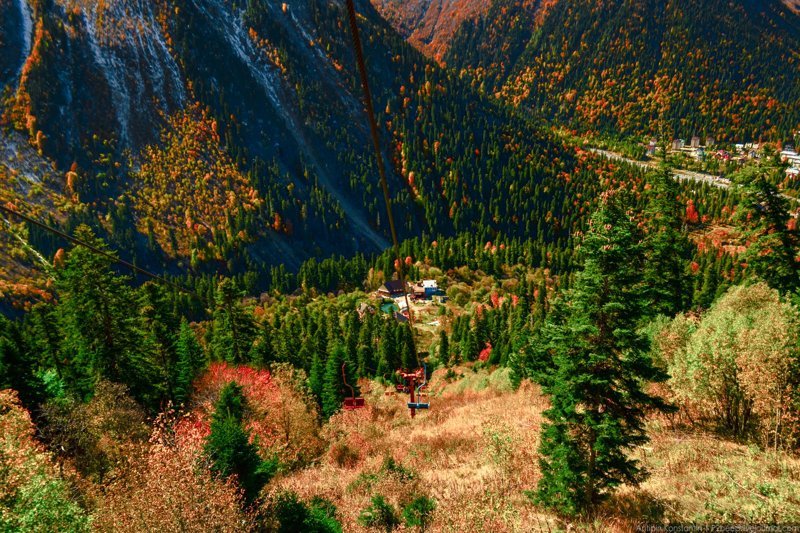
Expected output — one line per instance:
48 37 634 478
398 363 430 417
342 363 365 410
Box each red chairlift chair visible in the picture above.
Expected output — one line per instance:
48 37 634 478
342 363 365 410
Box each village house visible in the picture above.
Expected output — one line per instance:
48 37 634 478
422 279 439 298
780 149 800 165
410 283 426 301
377 279 406 298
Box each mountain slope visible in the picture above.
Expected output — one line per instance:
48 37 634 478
442 0 800 141
0 0 619 299
370 0 490 62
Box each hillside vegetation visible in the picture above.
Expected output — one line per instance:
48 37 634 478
445 0 800 141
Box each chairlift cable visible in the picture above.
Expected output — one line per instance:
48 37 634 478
0 203 204 302
344 0 419 365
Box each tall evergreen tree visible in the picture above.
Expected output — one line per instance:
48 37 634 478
376 322 400 378
534 196 673 516
210 279 258 364
321 344 358 418
55 225 158 406
399 325 417 370
735 167 800 295
205 382 276 505
249 319 275 368
438 330 450 363
174 319 207 406
0 316 45 407
643 163 691 316
139 283 181 402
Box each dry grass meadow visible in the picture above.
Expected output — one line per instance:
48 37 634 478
267 366 800 532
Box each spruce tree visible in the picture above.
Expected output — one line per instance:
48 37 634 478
399 325 417 370
643 163 691 316
460 330 478 362
174 319 206 406
205 382 275 505
438 330 450 363
249 320 275 368
308 352 325 407
210 279 257 364
139 283 181 402
734 167 800 295
321 344 358 418
356 317 376 377
55 225 158 406
534 196 673 516
0 316 45 407
376 322 400 377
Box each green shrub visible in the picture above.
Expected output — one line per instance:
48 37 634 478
401 496 436 530
358 495 399 531
272 491 342 533
381 456 415 482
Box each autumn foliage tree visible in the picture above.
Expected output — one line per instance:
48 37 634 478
95 409 253 531
132 104 262 262
658 283 800 448
0 390 89 532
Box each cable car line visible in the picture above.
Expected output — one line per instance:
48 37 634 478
344 0 419 370
0 202 203 302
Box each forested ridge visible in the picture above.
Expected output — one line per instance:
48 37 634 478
1 0 657 299
444 0 800 141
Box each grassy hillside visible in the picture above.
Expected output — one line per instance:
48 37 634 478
275 366 800 530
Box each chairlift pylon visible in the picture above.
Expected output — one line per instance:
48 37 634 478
398 363 430 418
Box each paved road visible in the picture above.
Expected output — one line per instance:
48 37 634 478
587 148 800 207
588 148 731 189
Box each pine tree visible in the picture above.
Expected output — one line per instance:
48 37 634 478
735 167 800 295
534 196 673 516
321 344 357 418
356 317 376 377
308 352 325 406
205 382 276 506
376 322 400 377
139 282 181 402
174 319 206 406
460 330 478 362
399 325 417 370
643 163 691 316
249 320 275 368
0 316 45 407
